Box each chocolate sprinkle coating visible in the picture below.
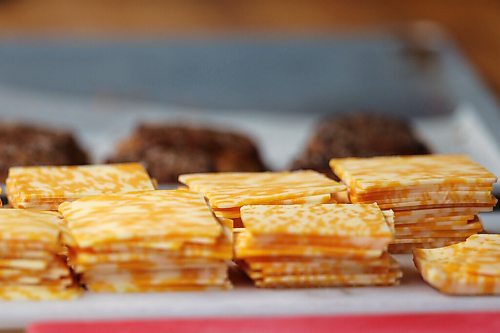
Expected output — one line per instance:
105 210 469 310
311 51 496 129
107 124 266 183
291 113 430 178
0 123 89 182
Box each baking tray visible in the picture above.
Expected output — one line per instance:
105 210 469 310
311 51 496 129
0 24 498 328
2 256 500 330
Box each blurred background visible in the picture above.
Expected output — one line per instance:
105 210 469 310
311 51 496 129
0 0 498 184
0 2 500 331
0 0 498 93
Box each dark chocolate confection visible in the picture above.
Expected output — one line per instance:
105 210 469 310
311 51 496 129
0 123 89 182
107 124 266 183
291 113 430 178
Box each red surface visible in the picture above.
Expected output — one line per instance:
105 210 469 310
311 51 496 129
28 312 500 333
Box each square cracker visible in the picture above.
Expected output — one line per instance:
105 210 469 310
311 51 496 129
414 235 500 263
240 203 392 239
330 154 497 192
7 163 155 202
180 171 342 191
179 171 345 209
59 190 223 248
414 236 500 294
0 209 61 248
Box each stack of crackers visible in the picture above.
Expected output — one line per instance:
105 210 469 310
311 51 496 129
414 234 499 295
59 190 232 293
6 163 156 210
179 171 347 227
234 203 401 288
0 209 81 300
330 155 498 253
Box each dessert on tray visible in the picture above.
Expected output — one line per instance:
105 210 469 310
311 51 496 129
179 170 347 227
107 124 266 183
59 190 232 293
0 209 81 300
0 122 88 183
234 203 401 288
414 234 500 295
291 113 429 177
6 163 155 210
330 154 497 253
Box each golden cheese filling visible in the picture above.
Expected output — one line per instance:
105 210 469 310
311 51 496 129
59 190 223 248
330 154 496 192
0 209 80 300
7 163 155 209
241 203 392 239
60 189 232 293
331 155 497 253
414 234 500 295
179 170 346 209
235 203 400 288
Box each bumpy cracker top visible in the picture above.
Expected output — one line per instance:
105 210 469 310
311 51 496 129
0 209 61 245
7 163 155 201
413 235 500 289
179 171 345 209
240 203 392 239
464 234 500 250
179 171 340 190
59 190 223 248
414 234 500 262
330 155 497 192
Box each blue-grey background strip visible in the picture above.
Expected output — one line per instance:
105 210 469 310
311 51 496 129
0 35 455 116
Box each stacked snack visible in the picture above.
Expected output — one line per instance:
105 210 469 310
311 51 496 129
235 203 401 288
6 163 155 210
179 171 347 227
414 234 500 295
330 155 498 253
59 190 232 293
0 209 81 300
